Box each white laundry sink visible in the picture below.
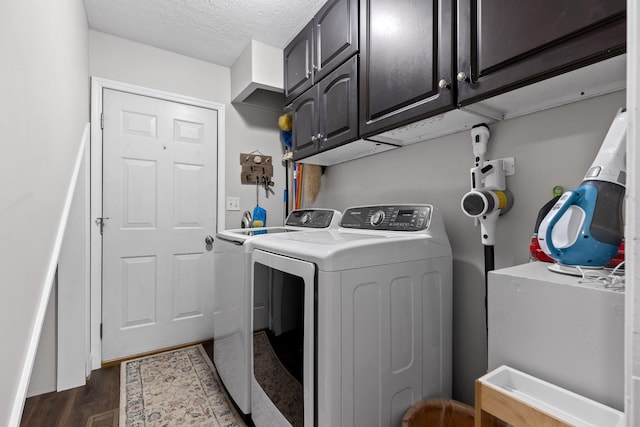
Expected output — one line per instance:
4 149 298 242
478 366 624 427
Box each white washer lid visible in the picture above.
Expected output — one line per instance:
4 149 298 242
251 228 451 271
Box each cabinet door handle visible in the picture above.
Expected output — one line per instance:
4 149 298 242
457 71 470 83
305 63 318 78
438 79 451 89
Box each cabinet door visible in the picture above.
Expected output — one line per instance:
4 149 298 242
359 0 453 138
318 55 359 151
284 21 314 104
457 0 626 106
314 0 359 83
292 86 320 161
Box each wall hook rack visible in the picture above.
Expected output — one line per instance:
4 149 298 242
240 152 273 185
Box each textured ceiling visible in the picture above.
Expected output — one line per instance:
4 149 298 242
84 0 327 67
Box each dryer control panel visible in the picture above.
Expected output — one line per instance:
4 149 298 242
285 209 339 228
341 205 433 231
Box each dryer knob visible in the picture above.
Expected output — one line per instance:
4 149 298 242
370 210 385 226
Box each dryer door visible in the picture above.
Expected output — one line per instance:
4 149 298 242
251 249 316 427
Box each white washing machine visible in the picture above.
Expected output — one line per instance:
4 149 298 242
249 204 453 427
213 208 341 416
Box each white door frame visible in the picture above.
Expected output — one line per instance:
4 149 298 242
89 77 226 369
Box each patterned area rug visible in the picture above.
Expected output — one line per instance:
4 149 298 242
120 344 246 426
253 331 303 426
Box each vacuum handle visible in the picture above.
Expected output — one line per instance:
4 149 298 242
538 190 578 255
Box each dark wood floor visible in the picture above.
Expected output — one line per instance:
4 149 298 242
20 341 214 427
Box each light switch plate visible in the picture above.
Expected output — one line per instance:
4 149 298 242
226 197 240 211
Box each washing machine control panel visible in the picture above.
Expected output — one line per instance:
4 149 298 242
285 209 338 228
341 205 432 231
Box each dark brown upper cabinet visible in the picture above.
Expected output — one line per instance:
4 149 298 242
291 55 359 161
456 0 626 106
284 0 359 105
287 0 626 165
359 0 454 138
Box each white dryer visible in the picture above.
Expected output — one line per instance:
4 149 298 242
213 208 341 416
249 204 452 427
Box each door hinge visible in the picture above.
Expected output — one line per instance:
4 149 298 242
95 216 110 235
100 323 103 340
100 112 104 129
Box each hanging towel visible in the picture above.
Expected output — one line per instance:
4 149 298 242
252 205 267 234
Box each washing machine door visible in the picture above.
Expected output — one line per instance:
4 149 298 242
251 249 316 427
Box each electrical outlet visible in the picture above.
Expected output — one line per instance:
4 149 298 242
226 197 240 211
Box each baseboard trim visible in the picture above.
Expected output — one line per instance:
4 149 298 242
101 338 213 368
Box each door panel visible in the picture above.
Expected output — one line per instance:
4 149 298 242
122 159 157 227
173 163 204 227
319 55 358 151
121 255 156 328
368 0 435 117
291 88 319 161
315 0 359 82
359 0 453 137
172 253 204 319
284 21 314 104
457 0 626 105
477 0 625 74
102 88 217 361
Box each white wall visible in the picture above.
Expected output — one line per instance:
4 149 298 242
89 31 286 230
0 0 89 425
312 90 626 405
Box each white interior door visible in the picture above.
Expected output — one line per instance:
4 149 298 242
101 88 217 362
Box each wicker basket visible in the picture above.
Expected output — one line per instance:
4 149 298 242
401 399 475 427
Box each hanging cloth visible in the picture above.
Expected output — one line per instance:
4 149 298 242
252 177 267 233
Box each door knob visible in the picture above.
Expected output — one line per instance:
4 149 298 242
457 71 470 82
205 235 214 245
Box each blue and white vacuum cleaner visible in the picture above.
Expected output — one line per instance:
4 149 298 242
538 108 626 274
